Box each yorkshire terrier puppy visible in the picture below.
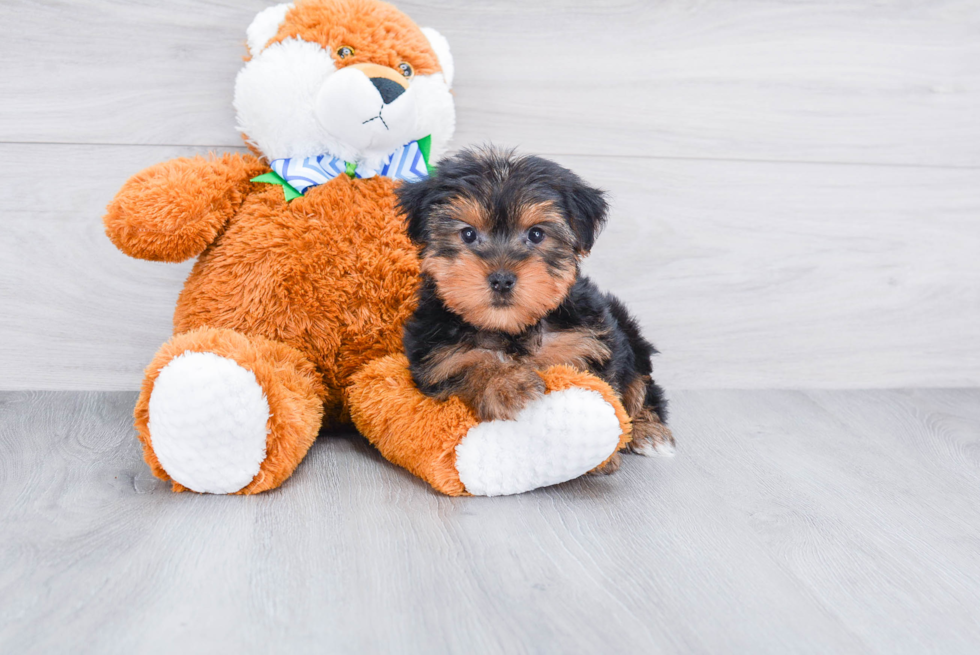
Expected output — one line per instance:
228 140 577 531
397 148 673 470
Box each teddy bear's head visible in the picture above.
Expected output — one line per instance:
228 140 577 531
234 0 455 170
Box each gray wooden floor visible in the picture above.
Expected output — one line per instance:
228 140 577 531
2 389 979 654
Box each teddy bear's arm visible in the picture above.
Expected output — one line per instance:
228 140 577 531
104 153 267 263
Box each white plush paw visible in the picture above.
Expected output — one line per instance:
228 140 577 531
148 351 270 494
454 387 622 497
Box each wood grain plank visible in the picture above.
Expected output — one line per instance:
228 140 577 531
1 0 978 166
2 390 979 653
1 143 977 390
677 389 980 655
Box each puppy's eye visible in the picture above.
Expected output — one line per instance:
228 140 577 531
337 46 354 59
528 227 546 244
398 62 414 78
460 227 478 244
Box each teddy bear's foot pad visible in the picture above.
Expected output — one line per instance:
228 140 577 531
454 387 622 496
148 351 270 494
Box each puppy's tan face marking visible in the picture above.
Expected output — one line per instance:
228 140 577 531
503 256 577 329
447 195 490 232
420 248 577 334
420 198 580 334
516 201 562 232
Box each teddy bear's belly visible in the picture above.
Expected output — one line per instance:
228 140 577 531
172 177 420 406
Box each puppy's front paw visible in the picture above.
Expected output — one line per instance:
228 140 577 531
627 411 675 457
473 366 546 421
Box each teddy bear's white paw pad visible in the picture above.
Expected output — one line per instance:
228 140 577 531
455 388 621 497
148 351 270 494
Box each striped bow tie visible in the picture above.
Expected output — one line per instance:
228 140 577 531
252 136 431 201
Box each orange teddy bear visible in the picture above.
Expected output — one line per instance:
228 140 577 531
104 0 632 496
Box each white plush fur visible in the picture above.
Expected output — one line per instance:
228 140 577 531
246 3 293 58
234 21 455 166
421 27 454 88
148 352 270 494
454 388 623 497
314 66 424 166
235 38 340 162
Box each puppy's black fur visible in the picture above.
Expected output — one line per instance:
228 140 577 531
398 147 671 459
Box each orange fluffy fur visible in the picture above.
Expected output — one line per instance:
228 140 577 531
263 0 441 76
108 159 422 492
104 154 266 263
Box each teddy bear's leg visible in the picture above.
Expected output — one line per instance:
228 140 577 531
134 327 326 494
347 355 632 496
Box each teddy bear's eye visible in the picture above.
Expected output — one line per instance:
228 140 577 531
398 62 414 78
337 46 354 59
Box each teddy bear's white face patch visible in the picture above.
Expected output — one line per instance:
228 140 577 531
314 64 435 161
234 35 454 170
234 38 339 162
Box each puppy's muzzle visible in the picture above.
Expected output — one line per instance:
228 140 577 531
488 270 517 295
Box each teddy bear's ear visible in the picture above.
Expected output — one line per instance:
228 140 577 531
246 3 294 58
421 27 454 88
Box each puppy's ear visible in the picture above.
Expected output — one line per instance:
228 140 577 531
558 173 608 254
397 178 439 245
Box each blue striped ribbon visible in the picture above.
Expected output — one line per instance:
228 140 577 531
270 140 429 195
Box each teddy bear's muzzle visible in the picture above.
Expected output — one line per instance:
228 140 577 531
347 62 410 104
315 64 419 154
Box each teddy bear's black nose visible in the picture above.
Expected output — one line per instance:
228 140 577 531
370 77 406 104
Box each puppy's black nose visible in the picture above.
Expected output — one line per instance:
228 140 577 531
370 77 406 104
488 271 517 294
